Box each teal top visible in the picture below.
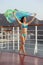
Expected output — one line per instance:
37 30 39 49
22 23 28 28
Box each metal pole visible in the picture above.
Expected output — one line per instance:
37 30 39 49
17 27 19 51
34 26 38 54
13 27 15 50
8 32 9 50
5 32 6 48
1 27 3 49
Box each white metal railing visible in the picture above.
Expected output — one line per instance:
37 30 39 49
13 27 15 50
0 27 20 50
34 26 38 54
0 26 43 55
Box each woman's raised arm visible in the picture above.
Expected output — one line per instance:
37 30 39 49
26 13 36 25
14 13 22 25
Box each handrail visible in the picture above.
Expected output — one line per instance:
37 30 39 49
0 25 43 56
29 24 43 26
0 24 43 28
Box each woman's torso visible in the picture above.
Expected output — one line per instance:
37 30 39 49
21 23 28 34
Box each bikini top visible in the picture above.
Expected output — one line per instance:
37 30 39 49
21 23 28 28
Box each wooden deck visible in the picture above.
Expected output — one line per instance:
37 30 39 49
0 52 43 65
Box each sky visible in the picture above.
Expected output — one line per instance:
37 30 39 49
0 0 43 20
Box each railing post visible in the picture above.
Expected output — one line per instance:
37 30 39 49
1 27 3 49
5 31 6 48
13 27 15 50
34 26 38 54
8 32 9 50
17 27 19 51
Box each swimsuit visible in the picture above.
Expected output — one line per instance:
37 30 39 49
22 23 28 28
21 23 28 37
22 34 27 37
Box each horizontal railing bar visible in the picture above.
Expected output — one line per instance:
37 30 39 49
37 34 43 36
25 47 43 51
0 30 43 31
37 30 43 31
27 39 43 40
0 24 43 28
27 30 43 31
27 35 43 36
0 34 43 36
0 39 43 41
20 30 43 31
26 44 43 46
0 44 43 47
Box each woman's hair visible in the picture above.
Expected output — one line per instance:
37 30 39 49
20 17 25 23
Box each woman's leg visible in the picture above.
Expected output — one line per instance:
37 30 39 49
22 37 26 53
20 35 26 53
19 35 23 52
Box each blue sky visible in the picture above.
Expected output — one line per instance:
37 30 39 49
0 0 43 20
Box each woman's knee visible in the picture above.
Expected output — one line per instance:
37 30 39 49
20 35 25 43
22 39 25 44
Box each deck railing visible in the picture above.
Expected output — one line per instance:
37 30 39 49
0 24 43 57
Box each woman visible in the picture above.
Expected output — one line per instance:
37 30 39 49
14 13 36 54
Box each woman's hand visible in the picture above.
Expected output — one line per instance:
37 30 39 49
34 13 37 16
27 13 37 25
13 12 22 25
32 13 37 16
13 11 16 16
